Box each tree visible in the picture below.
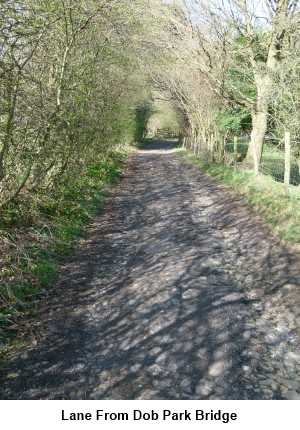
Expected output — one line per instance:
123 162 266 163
0 0 156 208
183 0 299 173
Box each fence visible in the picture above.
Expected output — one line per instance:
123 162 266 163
156 128 178 138
223 132 300 188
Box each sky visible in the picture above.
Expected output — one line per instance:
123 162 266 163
166 0 272 27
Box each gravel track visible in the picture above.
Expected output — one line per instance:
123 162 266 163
1 140 300 399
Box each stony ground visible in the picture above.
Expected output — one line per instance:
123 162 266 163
1 140 300 399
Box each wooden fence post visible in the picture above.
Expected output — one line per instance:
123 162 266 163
284 130 291 190
234 136 238 157
210 133 214 162
233 136 238 167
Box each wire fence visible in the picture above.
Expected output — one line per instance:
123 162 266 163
224 133 300 187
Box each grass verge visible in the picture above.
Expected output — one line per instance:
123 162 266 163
183 151 300 248
0 150 128 357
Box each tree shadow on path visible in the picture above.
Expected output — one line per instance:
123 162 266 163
0 140 299 399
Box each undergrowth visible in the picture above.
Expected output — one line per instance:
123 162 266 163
184 152 300 248
0 151 126 355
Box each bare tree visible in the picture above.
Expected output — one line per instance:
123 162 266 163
183 0 299 173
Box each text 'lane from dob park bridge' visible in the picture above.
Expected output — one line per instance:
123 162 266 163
61 409 238 424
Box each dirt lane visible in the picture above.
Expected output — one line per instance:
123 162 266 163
1 140 300 399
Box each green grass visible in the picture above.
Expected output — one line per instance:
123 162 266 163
184 151 300 248
0 151 127 354
261 146 300 185
226 139 300 185
225 140 300 185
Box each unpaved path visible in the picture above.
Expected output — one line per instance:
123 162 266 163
1 140 300 399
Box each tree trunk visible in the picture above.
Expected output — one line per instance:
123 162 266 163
247 109 268 174
245 72 271 174
245 0 288 173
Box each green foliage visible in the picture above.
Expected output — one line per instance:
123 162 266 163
0 152 125 350
146 100 181 137
216 107 251 135
134 101 154 142
0 0 152 211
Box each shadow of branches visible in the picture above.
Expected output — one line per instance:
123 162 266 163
1 140 299 399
